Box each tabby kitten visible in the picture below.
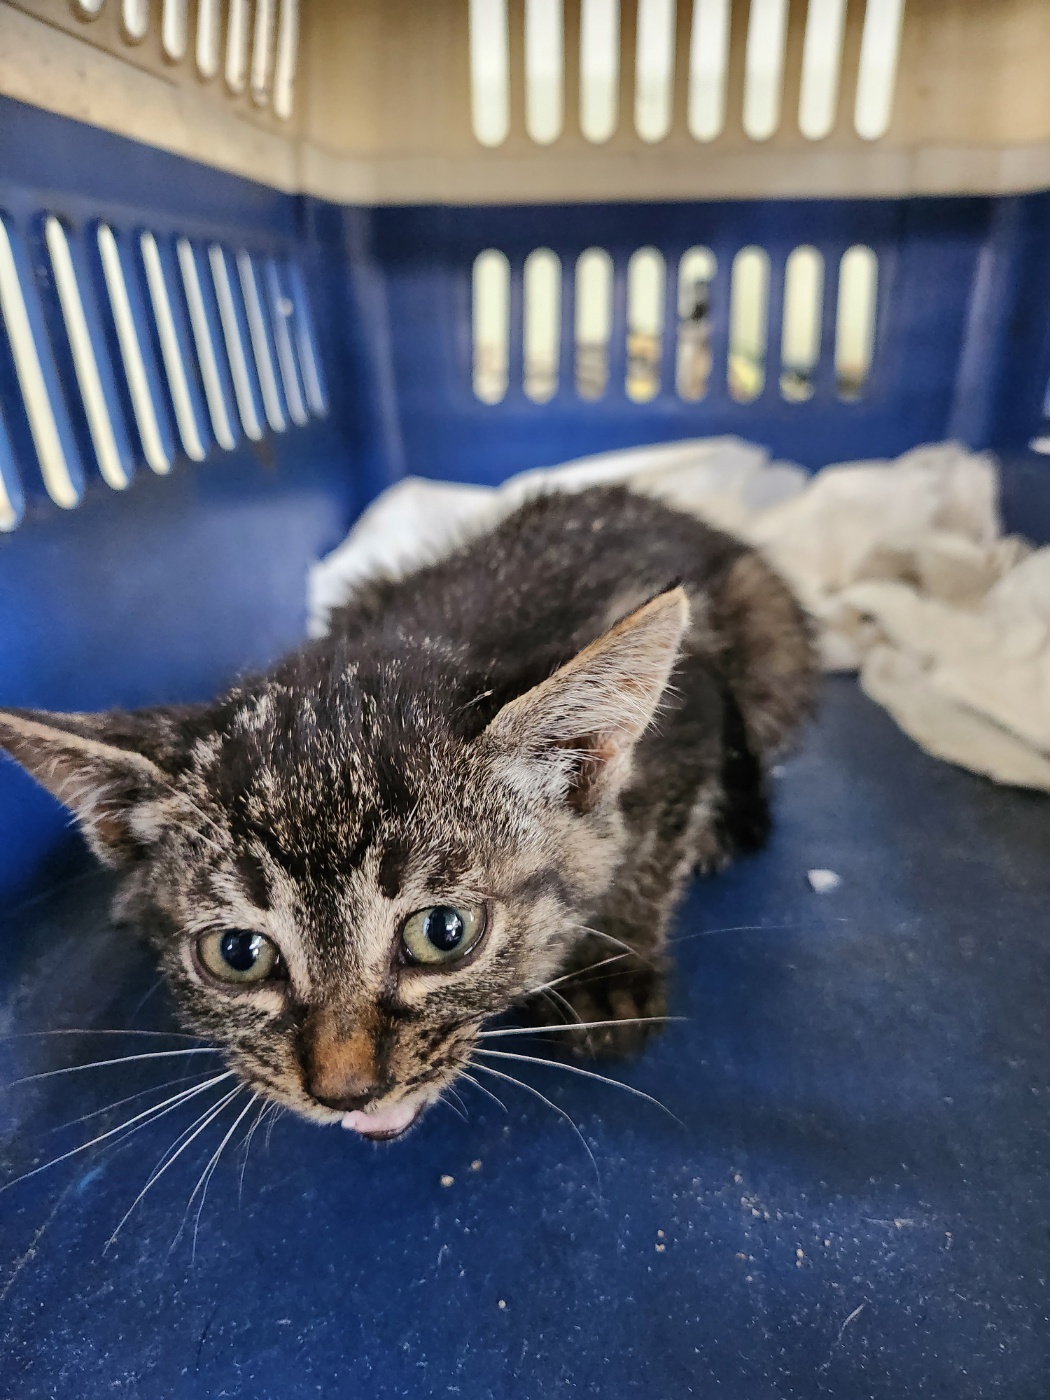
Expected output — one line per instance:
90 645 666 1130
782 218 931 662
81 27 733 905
0 487 815 1141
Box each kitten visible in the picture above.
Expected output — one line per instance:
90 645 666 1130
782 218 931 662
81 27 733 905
0 487 815 1141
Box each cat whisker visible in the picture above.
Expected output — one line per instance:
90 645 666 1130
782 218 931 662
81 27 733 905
0 1028 205 1042
477 1015 683 1039
458 1069 508 1114
437 1091 468 1123
188 1094 257 1261
539 987 581 1024
2 1071 235 1194
263 1103 285 1151
105 1083 244 1251
469 1060 602 1196
474 1048 681 1125
238 1099 271 1204
4 1047 223 1092
127 975 169 1023
130 1085 241 1197
43 1068 221 1136
525 952 633 997
668 922 798 945
569 925 655 970
537 985 596 1054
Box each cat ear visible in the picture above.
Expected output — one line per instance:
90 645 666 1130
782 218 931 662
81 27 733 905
0 707 187 868
485 586 690 813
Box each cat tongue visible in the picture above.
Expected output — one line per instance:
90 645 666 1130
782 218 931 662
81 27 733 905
342 1100 420 1139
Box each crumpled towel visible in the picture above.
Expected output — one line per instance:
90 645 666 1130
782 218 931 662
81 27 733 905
308 438 1050 794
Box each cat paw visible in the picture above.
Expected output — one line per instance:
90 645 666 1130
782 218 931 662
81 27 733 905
526 961 667 1060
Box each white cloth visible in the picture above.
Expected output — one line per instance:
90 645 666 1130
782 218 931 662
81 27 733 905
308 438 1050 793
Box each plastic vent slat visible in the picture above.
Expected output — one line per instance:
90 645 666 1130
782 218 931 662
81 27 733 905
743 0 789 141
688 0 731 142
97 223 175 475
799 0 847 141
196 0 222 78
252 0 277 107
469 0 511 148
209 245 264 440
45 216 134 491
141 232 208 461
176 238 238 451
237 251 287 432
285 262 327 417
226 0 251 95
264 258 308 427
525 0 564 146
855 0 905 141
0 216 84 509
122 0 150 43
273 0 300 120
579 0 620 144
634 0 676 144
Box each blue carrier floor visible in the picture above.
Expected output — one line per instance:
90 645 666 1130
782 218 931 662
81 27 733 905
1 677 1047 1399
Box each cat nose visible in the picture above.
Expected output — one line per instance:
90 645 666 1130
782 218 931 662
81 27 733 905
303 1016 381 1111
313 1087 376 1113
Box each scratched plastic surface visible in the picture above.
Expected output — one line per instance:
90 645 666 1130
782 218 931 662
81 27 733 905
1 678 1047 1399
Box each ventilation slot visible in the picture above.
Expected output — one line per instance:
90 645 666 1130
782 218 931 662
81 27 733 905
780 246 823 402
635 0 676 143
855 0 905 140
473 250 510 404
285 262 326 417
676 247 716 401
799 0 846 140
626 247 665 402
688 0 731 143
265 260 309 427
580 0 620 144
252 0 278 107
196 0 222 78
743 0 788 141
525 0 564 145
0 217 82 509
470 0 511 148
162 0 189 61
122 0 150 43
209 244 264 440
226 0 252 95
45 216 131 490
238 251 287 432
141 232 209 462
97 223 173 474
575 248 612 401
177 238 237 451
728 246 769 403
273 0 300 120
522 249 561 403
835 245 878 399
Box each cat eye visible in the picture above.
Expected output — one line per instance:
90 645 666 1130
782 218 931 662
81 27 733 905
197 929 282 985
400 905 486 967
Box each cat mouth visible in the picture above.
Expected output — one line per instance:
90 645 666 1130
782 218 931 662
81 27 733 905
340 1099 423 1140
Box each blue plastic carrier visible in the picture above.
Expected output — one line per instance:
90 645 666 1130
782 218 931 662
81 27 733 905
0 4 1048 1397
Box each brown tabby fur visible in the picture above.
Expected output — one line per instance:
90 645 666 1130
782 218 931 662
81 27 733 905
0 487 816 1139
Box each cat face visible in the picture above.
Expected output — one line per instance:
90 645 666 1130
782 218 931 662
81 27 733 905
0 590 687 1140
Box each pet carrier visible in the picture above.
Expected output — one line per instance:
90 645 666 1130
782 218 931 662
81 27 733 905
0 3 1047 1396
